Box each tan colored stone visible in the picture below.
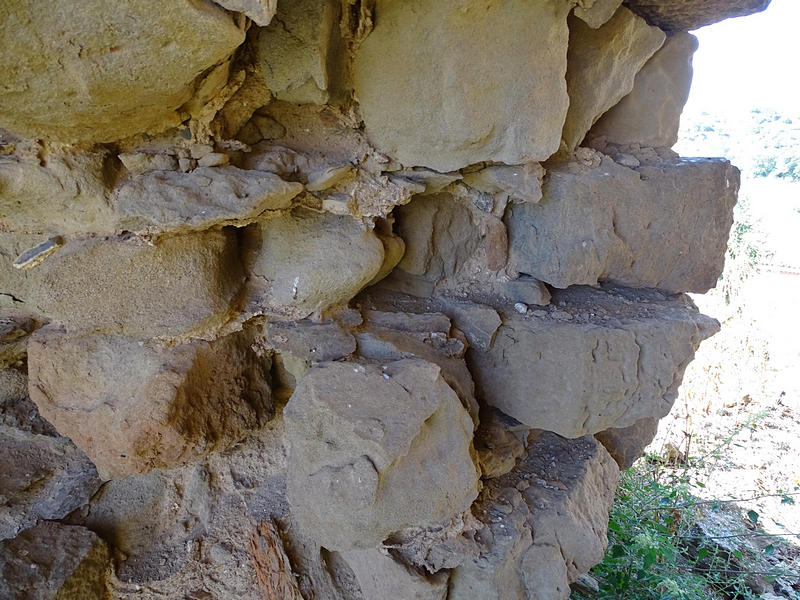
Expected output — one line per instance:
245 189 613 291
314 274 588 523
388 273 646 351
213 0 277 25
591 33 698 148
256 0 343 105
562 7 665 152
353 0 572 171
27 326 272 480
33 230 243 339
507 157 739 293
626 0 771 31
574 0 623 28
596 416 659 469
467 286 718 438
0 150 114 235
285 359 479 550
340 549 449 599
113 166 303 236
0 1 246 143
244 208 384 319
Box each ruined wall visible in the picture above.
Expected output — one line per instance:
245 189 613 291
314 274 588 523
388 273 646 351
0 1 769 598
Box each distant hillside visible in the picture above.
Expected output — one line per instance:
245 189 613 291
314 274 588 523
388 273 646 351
676 107 800 180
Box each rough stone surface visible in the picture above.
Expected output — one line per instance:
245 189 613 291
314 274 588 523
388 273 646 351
596 416 660 469
449 431 619 600
256 0 343 104
562 7 665 152
468 286 719 438
0 418 100 540
0 1 245 143
0 149 114 235
353 0 572 171
340 548 449 599
244 208 385 319
213 0 277 26
30 230 243 339
113 166 303 236
575 0 624 28
507 157 739 293
0 521 111 599
625 0 771 31
28 326 272 480
285 359 479 550
591 32 699 148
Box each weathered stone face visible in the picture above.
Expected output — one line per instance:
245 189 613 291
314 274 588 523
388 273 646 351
353 0 572 171
507 157 739 293
467 286 719 438
0 0 245 143
27 326 272 480
0 0 761 595
561 6 665 153
590 32 699 148
626 0 771 31
285 359 479 550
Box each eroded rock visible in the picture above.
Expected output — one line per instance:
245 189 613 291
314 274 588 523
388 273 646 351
507 157 739 293
562 7 665 152
340 548 449 599
0 521 112 600
449 431 619 600
625 0 771 31
590 32 699 148
28 326 272 479
596 416 660 469
353 0 572 170
468 286 719 438
285 359 479 550
0 1 246 143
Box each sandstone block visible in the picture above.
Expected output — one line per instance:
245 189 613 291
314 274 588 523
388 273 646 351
113 166 303 236
0 0 245 143
255 0 343 104
340 548 448 599
285 359 479 550
244 208 385 319
507 157 739 293
596 416 660 469
450 431 619 600
33 230 243 339
562 7 665 152
467 286 719 438
625 0 771 31
353 0 571 171
574 0 623 28
0 150 114 235
590 33 699 148
0 425 100 540
28 326 272 480
213 0 277 26
0 521 111 599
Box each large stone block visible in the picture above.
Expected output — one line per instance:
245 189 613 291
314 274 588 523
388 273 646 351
244 208 385 319
285 359 479 550
353 0 571 171
562 7 665 152
33 230 243 339
339 548 449 600
590 33 699 148
467 286 719 438
625 0 771 31
507 157 739 293
449 431 619 600
255 0 344 105
0 521 111 600
596 416 660 469
0 0 245 143
27 326 272 480
113 166 303 236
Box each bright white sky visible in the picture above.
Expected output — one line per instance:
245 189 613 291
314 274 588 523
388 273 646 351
686 0 800 114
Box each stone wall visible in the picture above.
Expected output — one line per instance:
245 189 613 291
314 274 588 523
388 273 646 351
0 0 769 598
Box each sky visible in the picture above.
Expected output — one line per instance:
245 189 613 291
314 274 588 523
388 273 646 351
685 0 800 115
